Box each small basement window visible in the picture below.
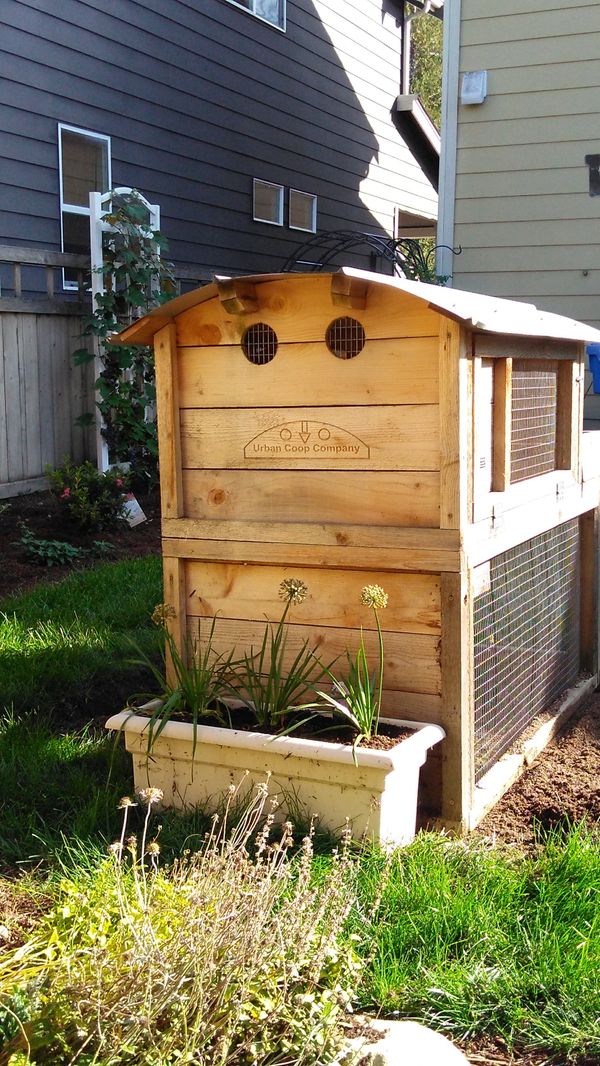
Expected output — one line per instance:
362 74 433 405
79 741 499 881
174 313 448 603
224 0 285 29
253 179 284 225
289 189 317 232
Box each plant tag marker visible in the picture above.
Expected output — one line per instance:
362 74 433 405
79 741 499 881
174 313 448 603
123 495 147 527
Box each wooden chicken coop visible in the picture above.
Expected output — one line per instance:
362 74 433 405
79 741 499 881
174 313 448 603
116 269 600 830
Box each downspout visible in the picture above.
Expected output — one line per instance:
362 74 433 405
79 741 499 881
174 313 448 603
402 0 443 95
437 0 461 283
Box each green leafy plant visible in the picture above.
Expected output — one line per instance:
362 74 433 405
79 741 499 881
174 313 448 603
128 603 236 755
73 190 175 490
317 585 388 750
47 457 130 531
17 524 87 567
232 578 331 732
0 784 363 1065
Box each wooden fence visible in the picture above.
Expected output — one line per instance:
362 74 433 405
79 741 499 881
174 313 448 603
0 246 95 498
0 244 210 498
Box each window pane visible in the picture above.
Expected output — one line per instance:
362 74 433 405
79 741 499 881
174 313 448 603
255 0 283 26
61 130 108 207
63 211 90 256
62 212 91 285
289 190 316 232
253 180 283 224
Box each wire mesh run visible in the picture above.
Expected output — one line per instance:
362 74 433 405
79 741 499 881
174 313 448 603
325 317 366 359
241 323 278 365
510 362 558 483
473 519 580 781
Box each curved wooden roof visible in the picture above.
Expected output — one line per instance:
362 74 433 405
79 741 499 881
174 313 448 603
111 267 600 347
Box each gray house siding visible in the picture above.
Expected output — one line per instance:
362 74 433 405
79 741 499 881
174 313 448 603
0 0 437 278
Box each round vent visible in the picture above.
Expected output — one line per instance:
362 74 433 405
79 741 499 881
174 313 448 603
241 323 278 365
325 317 366 359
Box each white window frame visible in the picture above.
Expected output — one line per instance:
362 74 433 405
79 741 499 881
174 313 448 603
58 123 111 290
253 178 284 226
223 0 285 31
289 188 317 233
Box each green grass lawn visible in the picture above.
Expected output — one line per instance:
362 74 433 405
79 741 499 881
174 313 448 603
354 829 600 1060
1 559 599 1063
0 555 162 715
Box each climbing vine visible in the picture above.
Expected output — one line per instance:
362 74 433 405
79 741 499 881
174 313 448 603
74 190 175 489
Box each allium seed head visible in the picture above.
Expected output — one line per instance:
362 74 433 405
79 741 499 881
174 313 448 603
118 796 136 809
361 584 388 610
146 841 161 856
279 578 308 605
150 603 177 628
137 787 164 806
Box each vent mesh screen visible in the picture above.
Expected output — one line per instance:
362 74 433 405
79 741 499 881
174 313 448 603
241 323 278 365
473 519 580 781
510 362 557 483
325 317 366 359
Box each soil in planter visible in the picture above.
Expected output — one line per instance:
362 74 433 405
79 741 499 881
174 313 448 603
132 702 414 750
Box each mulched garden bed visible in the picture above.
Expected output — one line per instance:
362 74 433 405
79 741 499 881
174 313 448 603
0 487 161 601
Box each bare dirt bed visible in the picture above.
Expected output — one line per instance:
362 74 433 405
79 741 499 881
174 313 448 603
475 692 600 848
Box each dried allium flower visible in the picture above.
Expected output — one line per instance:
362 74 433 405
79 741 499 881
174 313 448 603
118 796 136 809
279 578 308 605
146 841 160 856
137 787 164 806
108 841 122 856
151 603 177 628
361 584 388 610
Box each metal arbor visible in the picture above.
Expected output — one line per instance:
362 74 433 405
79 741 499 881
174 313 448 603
280 229 448 282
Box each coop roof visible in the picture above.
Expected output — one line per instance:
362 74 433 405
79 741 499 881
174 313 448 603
112 267 600 347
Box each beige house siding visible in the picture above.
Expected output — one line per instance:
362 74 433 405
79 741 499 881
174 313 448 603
447 0 600 415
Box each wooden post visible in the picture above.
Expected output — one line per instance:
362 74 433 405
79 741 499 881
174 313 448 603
162 556 188 685
580 507 599 677
492 357 512 491
439 571 474 829
154 322 183 520
439 320 471 529
556 359 580 475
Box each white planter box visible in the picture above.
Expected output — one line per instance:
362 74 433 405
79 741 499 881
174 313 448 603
106 711 445 848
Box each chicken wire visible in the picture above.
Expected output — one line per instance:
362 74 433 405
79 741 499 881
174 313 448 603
473 518 580 781
510 362 558 483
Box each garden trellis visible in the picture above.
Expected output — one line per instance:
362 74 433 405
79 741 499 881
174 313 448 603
89 187 160 471
112 269 600 831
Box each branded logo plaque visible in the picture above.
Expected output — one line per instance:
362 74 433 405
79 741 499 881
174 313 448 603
244 420 370 459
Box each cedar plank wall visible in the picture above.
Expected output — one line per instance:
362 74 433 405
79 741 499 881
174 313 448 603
159 277 458 739
0 0 436 277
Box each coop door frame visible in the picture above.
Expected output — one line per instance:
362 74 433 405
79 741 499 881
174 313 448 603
470 336 584 525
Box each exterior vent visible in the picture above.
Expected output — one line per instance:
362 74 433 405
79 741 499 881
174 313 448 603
325 317 366 359
241 323 278 365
